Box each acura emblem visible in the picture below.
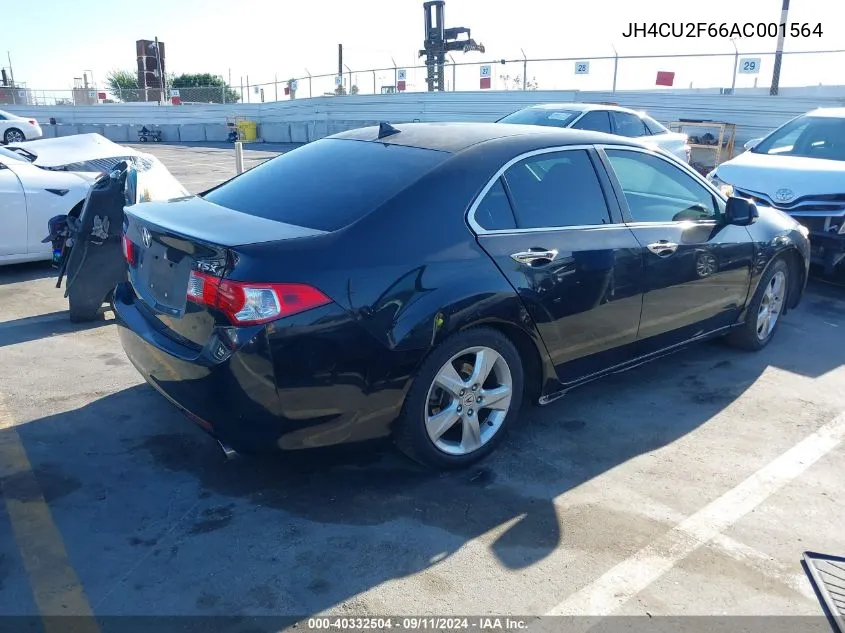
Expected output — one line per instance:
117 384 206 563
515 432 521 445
774 188 794 203
141 227 152 248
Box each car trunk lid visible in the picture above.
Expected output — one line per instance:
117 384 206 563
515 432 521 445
124 195 327 348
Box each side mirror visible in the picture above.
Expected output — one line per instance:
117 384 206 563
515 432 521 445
744 137 763 151
724 196 758 226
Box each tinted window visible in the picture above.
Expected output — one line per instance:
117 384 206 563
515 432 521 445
203 138 448 232
475 179 516 230
643 116 669 135
753 115 845 161
503 150 611 228
498 108 581 128
571 110 612 133
611 112 648 138
605 149 718 223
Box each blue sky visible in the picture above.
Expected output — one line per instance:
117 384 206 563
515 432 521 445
4 0 842 96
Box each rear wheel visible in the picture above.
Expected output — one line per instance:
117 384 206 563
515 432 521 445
728 258 790 351
3 128 25 144
395 328 524 470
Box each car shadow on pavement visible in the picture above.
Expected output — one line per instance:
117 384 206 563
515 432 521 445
0 261 57 286
4 286 844 617
0 312 113 349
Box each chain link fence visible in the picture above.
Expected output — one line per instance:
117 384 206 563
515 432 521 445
9 49 845 107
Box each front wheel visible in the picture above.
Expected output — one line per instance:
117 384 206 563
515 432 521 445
394 328 524 470
727 258 790 351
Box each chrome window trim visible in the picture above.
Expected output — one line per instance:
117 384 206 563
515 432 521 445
466 144 615 235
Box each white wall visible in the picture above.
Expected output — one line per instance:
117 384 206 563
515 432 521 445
6 88 845 146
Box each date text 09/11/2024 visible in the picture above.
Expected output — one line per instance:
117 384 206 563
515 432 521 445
622 22 823 38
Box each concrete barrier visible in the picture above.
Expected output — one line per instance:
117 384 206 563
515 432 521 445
102 125 129 143
310 121 329 141
290 122 309 144
178 124 205 143
78 124 105 136
157 124 181 142
39 126 58 139
204 124 230 142
56 125 80 137
261 122 291 143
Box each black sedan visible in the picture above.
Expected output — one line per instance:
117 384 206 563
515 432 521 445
114 122 811 470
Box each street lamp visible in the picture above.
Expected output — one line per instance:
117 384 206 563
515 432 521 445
730 37 739 93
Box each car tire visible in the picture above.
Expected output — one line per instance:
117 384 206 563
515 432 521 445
3 128 25 144
394 327 524 470
727 257 790 351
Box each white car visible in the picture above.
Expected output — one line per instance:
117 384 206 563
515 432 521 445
497 103 691 163
0 109 43 144
708 107 845 275
0 134 150 266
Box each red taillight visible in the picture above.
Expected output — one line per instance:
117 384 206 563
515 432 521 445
27 119 38 126
187 270 330 325
122 235 136 265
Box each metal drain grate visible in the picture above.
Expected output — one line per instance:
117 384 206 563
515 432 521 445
804 551 845 633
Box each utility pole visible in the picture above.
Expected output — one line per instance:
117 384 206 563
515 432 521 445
7 51 15 86
730 38 739 93
770 0 790 95
521 48 527 91
154 37 164 104
338 44 343 92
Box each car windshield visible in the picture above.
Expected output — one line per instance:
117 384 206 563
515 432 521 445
202 138 449 232
753 114 845 161
0 146 32 162
497 108 581 127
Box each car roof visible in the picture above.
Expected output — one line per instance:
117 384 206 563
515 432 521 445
329 121 646 153
523 102 642 115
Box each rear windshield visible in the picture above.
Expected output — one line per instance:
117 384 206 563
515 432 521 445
203 138 448 232
498 108 581 127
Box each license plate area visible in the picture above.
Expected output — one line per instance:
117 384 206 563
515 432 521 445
138 242 193 315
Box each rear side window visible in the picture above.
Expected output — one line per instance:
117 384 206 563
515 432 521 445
502 150 612 228
643 116 669 135
475 179 516 230
203 138 448 232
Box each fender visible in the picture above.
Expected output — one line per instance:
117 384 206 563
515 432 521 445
738 236 807 324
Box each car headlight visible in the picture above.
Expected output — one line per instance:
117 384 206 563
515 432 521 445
707 171 734 197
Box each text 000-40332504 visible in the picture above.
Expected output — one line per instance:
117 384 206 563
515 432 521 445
622 22 823 38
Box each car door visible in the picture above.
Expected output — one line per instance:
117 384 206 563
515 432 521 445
598 145 754 351
0 160 28 256
471 146 645 384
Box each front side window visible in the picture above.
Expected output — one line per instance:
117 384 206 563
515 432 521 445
605 149 719 223
571 110 612 134
501 149 612 229
753 115 845 161
611 112 648 138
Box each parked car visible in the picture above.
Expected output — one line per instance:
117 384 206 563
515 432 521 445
497 103 691 163
707 107 845 276
0 133 163 266
114 122 810 470
0 109 43 143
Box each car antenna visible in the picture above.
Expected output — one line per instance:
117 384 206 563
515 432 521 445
378 122 401 139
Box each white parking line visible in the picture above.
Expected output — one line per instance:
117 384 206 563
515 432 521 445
546 411 845 617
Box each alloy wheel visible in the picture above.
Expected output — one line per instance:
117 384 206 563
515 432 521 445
4 129 24 143
756 270 787 340
425 346 513 456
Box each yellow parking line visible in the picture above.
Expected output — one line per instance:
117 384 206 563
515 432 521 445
0 394 99 633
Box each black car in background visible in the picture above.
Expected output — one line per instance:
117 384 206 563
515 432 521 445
114 122 810 470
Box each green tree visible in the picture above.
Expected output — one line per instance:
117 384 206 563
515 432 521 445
171 73 240 103
105 69 141 102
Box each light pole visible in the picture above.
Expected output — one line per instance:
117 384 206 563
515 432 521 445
521 48 527 91
730 37 739 93
770 0 790 95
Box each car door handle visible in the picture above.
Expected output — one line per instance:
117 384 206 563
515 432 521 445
646 241 679 257
510 248 559 266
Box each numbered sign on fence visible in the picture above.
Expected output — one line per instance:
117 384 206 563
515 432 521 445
170 89 180 98
335 75 343 87
738 58 762 74
290 80 298 91
480 65 491 78
575 61 590 75
398 69 407 81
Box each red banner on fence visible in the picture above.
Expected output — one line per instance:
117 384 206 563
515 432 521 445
655 71 675 86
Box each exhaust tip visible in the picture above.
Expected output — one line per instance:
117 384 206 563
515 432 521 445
217 440 238 461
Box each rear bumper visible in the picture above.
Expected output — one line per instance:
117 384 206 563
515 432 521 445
113 282 415 453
